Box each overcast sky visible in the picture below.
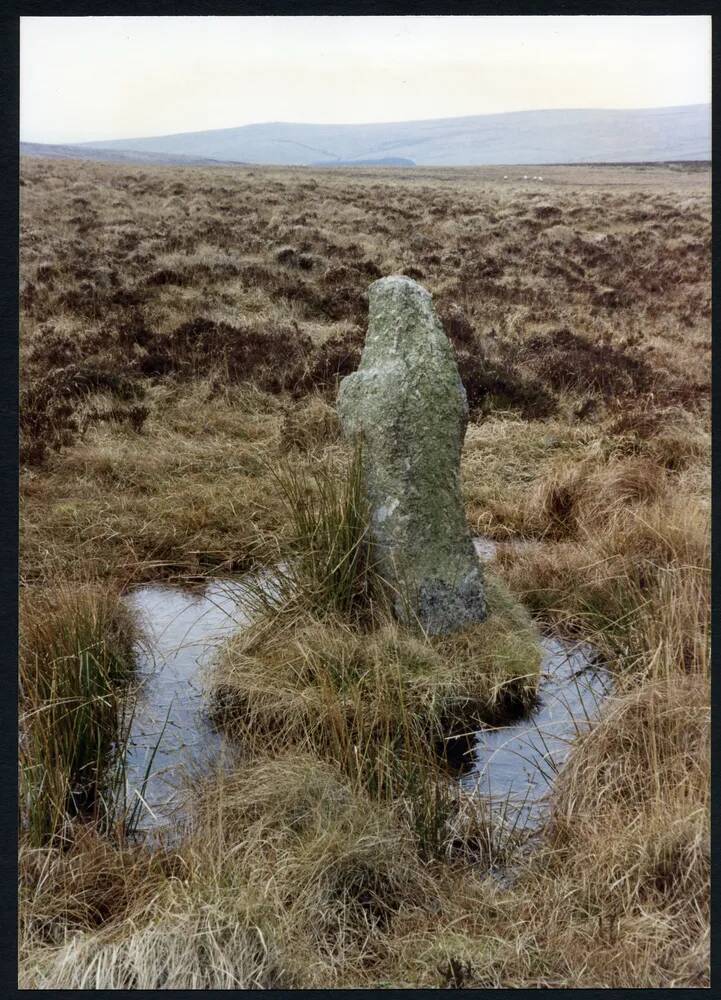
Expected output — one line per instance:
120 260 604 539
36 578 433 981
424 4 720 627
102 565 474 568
21 15 711 144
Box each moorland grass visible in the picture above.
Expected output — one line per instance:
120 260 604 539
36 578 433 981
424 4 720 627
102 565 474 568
18 157 710 987
20 583 138 846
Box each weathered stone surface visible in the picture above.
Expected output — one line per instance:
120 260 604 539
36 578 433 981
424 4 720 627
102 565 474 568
338 275 487 634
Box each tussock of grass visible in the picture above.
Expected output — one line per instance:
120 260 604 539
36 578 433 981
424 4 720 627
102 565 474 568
496 489 709 666
19 828 167 946
21 895 291 989
20 583 138 845
213 577 539 743
191 755 432 929
21 755 434 989
529 455 665 539
211 576 540 867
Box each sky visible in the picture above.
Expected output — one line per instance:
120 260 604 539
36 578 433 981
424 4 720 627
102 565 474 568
21 15 711 145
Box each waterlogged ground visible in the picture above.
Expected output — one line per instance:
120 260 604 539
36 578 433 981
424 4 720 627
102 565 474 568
124 579 250 832
124 542 612 837
460 636 612 828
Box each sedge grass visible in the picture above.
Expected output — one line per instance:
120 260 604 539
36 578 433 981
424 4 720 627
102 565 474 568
244 441 386 624
19 583 139 846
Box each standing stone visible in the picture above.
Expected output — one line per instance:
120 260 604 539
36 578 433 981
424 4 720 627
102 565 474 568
338 275 487 634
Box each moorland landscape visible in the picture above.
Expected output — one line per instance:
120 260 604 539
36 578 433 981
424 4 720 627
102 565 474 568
19 155 710 988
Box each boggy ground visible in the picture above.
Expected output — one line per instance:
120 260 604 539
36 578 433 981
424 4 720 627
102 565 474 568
19 157 710 988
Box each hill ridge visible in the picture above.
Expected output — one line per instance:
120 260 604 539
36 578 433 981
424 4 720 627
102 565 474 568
30 104 711 167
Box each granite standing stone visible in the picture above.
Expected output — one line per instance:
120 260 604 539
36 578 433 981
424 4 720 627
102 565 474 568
338 275 487 634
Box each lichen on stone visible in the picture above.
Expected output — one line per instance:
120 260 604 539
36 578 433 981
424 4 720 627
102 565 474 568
338 275 487 635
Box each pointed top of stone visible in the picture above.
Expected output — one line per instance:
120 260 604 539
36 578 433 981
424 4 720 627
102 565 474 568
361 274 452 370
370 273 431 293
368 275 432 308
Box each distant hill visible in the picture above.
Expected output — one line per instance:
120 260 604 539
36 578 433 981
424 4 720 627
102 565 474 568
59 105 710 167
310 156 416 167
20 141 244 168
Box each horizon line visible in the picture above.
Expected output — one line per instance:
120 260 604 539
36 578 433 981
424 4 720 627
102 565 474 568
22 101 711 148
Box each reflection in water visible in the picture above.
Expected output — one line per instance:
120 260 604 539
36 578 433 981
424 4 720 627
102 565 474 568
460 637 613 829
124 580 251 832
122 539 613 837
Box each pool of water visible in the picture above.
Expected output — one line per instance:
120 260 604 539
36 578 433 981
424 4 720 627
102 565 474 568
122 539 613 837
123 579 252 833
459 636 612 830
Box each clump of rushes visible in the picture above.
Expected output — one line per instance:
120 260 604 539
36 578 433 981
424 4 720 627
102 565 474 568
249 443 383 623
212 451 542 859
19 583 138 846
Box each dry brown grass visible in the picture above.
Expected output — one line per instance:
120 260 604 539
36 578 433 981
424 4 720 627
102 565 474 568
20 581 139 846
19 156 710 988
210 575 541 767
20 157 709 578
